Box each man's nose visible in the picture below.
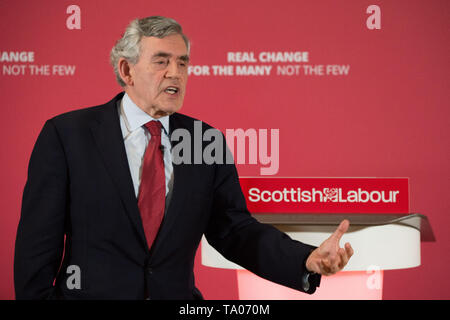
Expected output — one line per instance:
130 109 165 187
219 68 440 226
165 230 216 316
165 61 181 79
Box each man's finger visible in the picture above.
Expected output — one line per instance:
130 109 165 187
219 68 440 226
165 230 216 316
345 242 354 257
323 258 339 275
330 219 350 242
338 248 349 269
320 260 333 276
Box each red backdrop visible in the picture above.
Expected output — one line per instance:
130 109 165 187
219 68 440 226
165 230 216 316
0 0 448 299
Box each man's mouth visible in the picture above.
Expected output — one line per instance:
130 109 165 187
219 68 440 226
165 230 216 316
164 86 179 95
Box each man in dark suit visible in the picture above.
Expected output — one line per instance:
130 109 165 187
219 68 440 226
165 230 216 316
14 16 353 300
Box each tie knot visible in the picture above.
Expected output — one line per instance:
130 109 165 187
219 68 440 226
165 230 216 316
145 120 162 136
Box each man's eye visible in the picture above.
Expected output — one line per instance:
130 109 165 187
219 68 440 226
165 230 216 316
154 60 168 65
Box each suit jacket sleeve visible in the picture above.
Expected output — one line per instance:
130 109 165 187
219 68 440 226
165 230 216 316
14 119 68 299
204 136 321 294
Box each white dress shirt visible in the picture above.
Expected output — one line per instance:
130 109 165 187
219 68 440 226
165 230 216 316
118 93 174 200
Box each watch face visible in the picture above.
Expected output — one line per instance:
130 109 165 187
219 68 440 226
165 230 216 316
302 272 311 292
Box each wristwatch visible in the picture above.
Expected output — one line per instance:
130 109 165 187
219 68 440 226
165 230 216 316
302 248 317 292
302 270 315 292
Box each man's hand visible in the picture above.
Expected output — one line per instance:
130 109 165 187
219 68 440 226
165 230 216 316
305 219 354 276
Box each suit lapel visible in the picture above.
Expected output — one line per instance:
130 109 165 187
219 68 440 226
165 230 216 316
89 93 149 251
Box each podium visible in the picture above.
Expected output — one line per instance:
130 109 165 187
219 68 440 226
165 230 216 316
201 213 434 299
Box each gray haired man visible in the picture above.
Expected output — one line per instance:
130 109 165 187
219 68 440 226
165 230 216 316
14 16 353 299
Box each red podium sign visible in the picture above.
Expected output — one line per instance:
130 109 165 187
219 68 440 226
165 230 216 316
239 177 409 214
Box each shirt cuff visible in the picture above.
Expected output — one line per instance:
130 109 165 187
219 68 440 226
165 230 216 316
301 248 321 293
302 271 313 292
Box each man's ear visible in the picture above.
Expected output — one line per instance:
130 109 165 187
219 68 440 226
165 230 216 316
118 58 134 86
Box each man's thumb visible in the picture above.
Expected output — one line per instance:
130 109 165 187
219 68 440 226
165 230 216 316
331 219 350 241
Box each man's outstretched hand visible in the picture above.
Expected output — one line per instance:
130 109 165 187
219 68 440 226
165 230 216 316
305 219 354 276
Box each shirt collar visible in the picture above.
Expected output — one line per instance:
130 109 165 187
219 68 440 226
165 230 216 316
122 92 170 135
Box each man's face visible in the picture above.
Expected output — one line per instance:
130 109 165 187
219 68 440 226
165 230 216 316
127 34 189 117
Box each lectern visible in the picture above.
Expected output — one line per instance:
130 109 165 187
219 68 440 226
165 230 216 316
201 177 435 299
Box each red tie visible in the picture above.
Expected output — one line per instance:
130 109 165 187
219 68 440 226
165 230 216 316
138 120 165 250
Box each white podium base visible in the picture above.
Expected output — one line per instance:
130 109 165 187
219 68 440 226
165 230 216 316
237 270 383 300
201 214 430 300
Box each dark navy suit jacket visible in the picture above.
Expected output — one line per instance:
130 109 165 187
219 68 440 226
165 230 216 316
14 92 320 299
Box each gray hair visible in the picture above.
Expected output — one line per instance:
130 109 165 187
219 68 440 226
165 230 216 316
110 16 190 87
